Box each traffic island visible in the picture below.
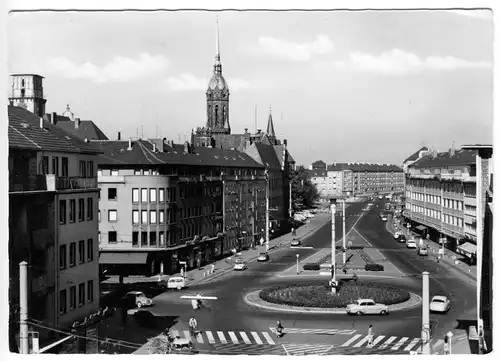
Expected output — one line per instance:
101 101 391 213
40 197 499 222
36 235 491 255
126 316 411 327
243 282 422 314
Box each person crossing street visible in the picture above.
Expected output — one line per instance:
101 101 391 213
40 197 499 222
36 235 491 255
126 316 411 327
189 316 198 337
367 325 374 346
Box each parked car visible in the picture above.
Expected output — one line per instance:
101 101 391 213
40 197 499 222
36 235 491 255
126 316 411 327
257 252 270 262
346 298 389 315
160 276 186 290
430 295 451 313
397 234 407 243
406 239 417 249
417 246 429 256
393 231 401 239
381 216 388 222
122 291 154 308
291 239 301 247
233 259 247 271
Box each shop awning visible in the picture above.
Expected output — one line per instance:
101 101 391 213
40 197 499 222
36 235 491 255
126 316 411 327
415 225 427 231
99 252 148 265
457 242 477 257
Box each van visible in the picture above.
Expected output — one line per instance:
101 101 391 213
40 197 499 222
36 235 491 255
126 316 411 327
162 276 186 290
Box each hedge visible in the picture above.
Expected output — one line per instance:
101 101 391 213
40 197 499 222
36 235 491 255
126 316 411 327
259 281 410 308
365 264 384 272
303 263 320 271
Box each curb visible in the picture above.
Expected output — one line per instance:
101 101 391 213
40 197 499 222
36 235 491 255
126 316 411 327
243 289 422 314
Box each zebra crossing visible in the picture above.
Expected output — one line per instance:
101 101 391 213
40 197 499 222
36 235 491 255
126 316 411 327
282 343 334 355
340 333 421 351
169 330 276 345
269 327 356 335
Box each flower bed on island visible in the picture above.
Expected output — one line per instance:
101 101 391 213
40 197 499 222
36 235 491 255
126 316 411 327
259 281 410 308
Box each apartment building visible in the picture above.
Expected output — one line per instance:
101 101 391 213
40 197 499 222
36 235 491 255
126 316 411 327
9 106 100 347
95 138 266 276
403 146 492 259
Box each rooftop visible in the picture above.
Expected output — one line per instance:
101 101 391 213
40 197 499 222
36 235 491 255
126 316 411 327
410 148 477 168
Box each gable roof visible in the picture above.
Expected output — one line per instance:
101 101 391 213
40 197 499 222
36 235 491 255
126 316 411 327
55 119 109 141
249 143 282 170
404 147 429 163
410 148 476 169
8 105 101 154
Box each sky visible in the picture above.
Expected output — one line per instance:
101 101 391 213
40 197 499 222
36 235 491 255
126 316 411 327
6 8 493 166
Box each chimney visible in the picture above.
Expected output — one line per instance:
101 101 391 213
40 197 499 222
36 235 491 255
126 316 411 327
284 139 287 147
39 117 44 129
52 112 58 124
153 143 157 152
75 118 81 129
117 132 121 140
128 138 132 150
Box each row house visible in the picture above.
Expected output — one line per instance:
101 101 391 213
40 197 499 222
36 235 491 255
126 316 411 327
9 106 100 348
94 138 266 276
308 169 329 202
403 146 493 261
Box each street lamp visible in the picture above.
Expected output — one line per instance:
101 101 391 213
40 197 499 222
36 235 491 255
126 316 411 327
421 271 431 355
296 254 299 275
446 331 453 355
330 199 337 295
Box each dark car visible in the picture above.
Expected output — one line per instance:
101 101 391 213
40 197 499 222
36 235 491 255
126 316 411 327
397 234 407 243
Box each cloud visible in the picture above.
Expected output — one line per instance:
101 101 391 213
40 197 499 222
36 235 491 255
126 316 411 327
257 34 334 62
334 49 491 75
448 9 492 20
46 53 169 83
164 73 250 91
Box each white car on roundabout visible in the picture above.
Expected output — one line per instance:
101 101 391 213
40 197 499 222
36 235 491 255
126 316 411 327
430 295 451 313
346 298 389 316
233 258 247 271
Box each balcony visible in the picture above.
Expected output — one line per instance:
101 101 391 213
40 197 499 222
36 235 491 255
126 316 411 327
10 175 98 192
56 176 98 190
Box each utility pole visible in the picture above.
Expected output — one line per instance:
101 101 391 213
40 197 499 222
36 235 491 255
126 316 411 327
330 201 337 295
342 199 346 265
19 261 29 354
221 171 226 255
265 170 270 252
289 181 292 218
421 271 431 355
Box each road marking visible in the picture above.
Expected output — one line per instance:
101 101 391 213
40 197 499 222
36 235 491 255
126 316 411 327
251 332 263 344
217 331 227 344
341 334 362 346
379 336 397 349
262 332 275 345
269 327 355 335
404 338 421 351
183 330 192 341
282 343 334 356
228 331 239 344
196 332 204 343
353 335 371 347
391 337 408 350
239 331 252 344
205 331 216 344
290 246 314 249
367 335 385 348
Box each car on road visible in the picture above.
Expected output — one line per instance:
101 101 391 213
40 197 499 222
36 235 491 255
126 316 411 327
393 231 401 239
122 291 154 308
378 195 383 199
257 252 270 262
160 276 186 290
291 239 301 247
362 207 370 211
346 298 389 315
406 239 417 249
417 246 429 256
381 216 388 222
430 295 451 313
233 259 248 271
397 234 407 243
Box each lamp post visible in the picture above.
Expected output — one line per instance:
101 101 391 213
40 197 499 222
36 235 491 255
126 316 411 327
330 200 337 295
296 254 299 275
265 170 270 251
421 271 431 355
446 331 453 355
342 199 346 265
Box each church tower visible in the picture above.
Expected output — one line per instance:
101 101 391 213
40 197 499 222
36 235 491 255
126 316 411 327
205 18 230 134
9 74 46 117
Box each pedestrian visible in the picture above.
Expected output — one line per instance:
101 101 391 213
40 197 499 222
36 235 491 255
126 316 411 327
180 268 184 278
260 237 264 246
211 264 215 273
368 325 374 346
348 240 353 250
189 316 198 336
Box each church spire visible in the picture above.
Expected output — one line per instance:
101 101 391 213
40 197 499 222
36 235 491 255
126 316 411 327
214 16 222 74
266 105 276 139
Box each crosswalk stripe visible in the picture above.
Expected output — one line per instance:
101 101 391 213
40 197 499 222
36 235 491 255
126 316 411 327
271 327 355 335
367 335 385 348
379 336 397 349
196 332 204 343
391 337 408 350
228 331 239 344
404 338 421 351
205 331 216 344
217 331 227 344
354 335 371 347
183 330 192 341
239 332 252 344
262 332 275 345
251 332 263 344
341 334 362 346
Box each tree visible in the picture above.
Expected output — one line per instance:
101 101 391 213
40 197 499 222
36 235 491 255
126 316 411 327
291 166 319 211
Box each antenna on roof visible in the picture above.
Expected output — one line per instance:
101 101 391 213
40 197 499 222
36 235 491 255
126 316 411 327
254 104 257 134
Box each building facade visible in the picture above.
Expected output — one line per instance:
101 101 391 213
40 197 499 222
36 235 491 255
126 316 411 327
9 106 100 348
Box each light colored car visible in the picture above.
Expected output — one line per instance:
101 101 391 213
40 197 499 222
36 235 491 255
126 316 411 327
406 239 417 249
417 246 429 256
381 216 388 222
430 295 451 313
346 298 389 315
160 276 186 290
393 231 401 239
291 239 301 247
378 195 383 199
123 291 154 308
233 258 247 271
257 252 269 262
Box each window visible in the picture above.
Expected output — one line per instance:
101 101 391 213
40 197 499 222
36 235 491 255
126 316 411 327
108 231 117 243
159 210 165 224
150 210 157 224
78 283 85 307
87 280 94 303
87 198 93 220
78 199 85 222
52 157 59 176
42 156 49 175
132 210 139 224
134 170 142 175
59 289 67 315
159 189 165 202
141 232 148 246
111 169 119 176
108 188 117 200
59 245 67 270
62 157 68 177
108 210 117 222
150 189 157 203
87 161 94 178
78 240 85 264
141 210 148 224
150 232 157 246
59 200 67 224
141 189 148 203
159 231 165 246
79 161 86 177
132 188 139 203
70 242 76 267
132 232 139 246
69 200 76 223
87 239 93 261
70 286 76 310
